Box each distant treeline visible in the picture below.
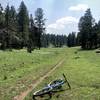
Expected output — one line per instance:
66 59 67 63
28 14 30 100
41 34 68 47
1 1 99 52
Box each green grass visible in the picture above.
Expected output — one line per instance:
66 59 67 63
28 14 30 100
0 48 66 100
0 47 100 100
25 47 100 100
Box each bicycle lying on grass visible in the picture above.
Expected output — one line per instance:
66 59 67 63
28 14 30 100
33 74 71 100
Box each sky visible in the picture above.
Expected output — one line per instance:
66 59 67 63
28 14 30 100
0 0 100 35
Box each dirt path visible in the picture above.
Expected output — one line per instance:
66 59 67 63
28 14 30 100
13 58 65 100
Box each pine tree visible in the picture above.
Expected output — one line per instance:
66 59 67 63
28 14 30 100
4 4 11 49
97 21 100 47
0 4 4 29
67 32 76 47
9 6 18 49
76 32 81 46
34 8 46 49
17 1 29 48
9 6 17 31
78 8 95 49
27 14 35 53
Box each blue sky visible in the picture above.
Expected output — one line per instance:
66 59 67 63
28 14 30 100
0 0 100 35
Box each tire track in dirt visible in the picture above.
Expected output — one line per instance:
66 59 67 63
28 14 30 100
13 58 65 100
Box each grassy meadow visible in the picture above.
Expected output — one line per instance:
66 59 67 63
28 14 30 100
0 48 66 100
25 47 100 100
0 47 100 100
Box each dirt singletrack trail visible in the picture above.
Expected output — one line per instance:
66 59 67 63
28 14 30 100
14 58 65 100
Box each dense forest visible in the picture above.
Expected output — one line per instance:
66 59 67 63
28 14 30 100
0 1 100 52
0 1 70 53
0 1 46 53
78 8 100 50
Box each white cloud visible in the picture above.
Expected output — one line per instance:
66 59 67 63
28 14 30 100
56 16 78 24
47 23 65 30
69 4 89 11
47 16 79 34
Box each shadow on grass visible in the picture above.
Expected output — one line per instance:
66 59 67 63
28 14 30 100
77 48 96 52
32 88 70 100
